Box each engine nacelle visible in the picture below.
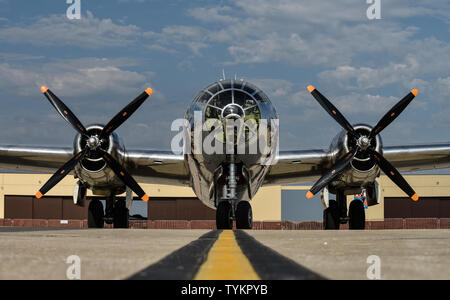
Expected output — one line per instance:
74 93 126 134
73 124 127 196
328 124 383 194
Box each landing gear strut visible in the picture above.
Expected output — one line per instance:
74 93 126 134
215 155 254 230
336 190 349 225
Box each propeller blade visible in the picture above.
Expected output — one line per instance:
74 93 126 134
35 149 87 199
306 148 358 199
41 86 88 136
100 88 153 139
369 149 419 201
369 89 418 139
101 150 149 202
307 85 359 139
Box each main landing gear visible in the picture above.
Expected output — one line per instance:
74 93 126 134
87 193 129 229
216 200 253 230
323 190 365 230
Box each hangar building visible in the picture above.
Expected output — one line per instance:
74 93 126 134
1 173 450 221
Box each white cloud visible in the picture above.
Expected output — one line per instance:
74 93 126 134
188 6 237 24
249 78 294 97
148 0 447 71
0 11 141 49
0 58 150 97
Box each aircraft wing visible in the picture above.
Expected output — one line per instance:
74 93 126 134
0 145 73 173
382 143 450 172
2 143 450 188
264 149 333 185
265 143 450 185
0 145 190 186
125 149 190 186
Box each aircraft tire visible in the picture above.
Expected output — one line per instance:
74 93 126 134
88 199 104 229
349 200 365 230
113 200 129 229
236 201 253 229
323 200 340 230
216 201 233 229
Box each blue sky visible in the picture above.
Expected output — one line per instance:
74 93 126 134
0 0 449 155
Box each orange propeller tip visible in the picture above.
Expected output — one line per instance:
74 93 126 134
145 88 153 96
141 194 149 202
411 89 419 97
307 85 316 93
41 86 48 93
36 191 43 199
411 194 419 202
306 191 315 199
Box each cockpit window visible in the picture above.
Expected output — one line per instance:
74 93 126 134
191 80 273 145
209 90 233 110
194 80 269 103
242 82 257 97
194 91 211 103
205 105 221 119
253 91 270 102
220 80 233 90
206 82 222 95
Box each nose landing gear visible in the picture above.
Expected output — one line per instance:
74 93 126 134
216 157 253 230
216 200 253 230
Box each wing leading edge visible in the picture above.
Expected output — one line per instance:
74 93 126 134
1 143 450 188
0 145 190 187
266 143 450 185
0 145 73 173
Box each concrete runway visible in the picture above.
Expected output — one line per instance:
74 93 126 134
0 228 448 280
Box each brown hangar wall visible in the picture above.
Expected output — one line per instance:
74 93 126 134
1 173 450 221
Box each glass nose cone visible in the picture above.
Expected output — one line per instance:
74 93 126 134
222 104 245 119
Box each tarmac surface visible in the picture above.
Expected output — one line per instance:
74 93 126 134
0 228 448 280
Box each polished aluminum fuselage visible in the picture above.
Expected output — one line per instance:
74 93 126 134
184 80 279 209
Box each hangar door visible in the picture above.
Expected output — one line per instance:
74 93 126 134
4 196 89 220
5 195 215 220
148 197 215 220
384 197 450 218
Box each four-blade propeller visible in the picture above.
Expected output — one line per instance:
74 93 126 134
36 86 153 202
306 85 419 202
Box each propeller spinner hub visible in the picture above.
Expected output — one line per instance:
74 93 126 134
87 136 100 150
357 136 371 150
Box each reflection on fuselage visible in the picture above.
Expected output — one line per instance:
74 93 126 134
185 80 279 209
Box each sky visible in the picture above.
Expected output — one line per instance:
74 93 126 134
0 0 449 152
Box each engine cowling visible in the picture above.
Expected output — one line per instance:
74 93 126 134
306 85 419 202
328 124 383 193
73 124 127 195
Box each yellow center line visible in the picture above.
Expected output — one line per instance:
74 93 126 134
194 230 260 280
